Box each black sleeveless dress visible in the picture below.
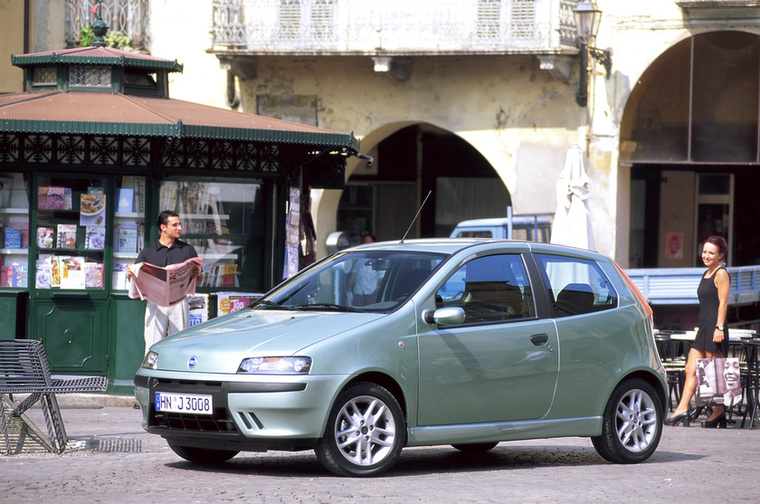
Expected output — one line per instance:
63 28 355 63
693 267 729 355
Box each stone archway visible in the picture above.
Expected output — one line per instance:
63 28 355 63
620 30 760 268
313 122 509 255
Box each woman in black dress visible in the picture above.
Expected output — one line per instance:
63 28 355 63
665 235 730 428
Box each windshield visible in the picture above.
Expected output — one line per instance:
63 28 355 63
259 250 447 312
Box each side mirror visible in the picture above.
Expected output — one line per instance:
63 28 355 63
422 307 466 325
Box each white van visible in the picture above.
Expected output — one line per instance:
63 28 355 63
449 216 552 242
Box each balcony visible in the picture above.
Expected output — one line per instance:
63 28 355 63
676 0 760 19
210 0 580 56
65 0 150 52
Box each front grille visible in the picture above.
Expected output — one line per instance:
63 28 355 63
150 406 238 433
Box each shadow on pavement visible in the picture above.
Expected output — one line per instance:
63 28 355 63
161 443 706 478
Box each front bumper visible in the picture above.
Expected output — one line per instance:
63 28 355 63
134 371 347 451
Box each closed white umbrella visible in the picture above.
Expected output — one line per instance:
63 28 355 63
551 144 595 250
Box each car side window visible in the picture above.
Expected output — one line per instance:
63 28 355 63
456 230 492 238
534 254 618 318
436 254 535 324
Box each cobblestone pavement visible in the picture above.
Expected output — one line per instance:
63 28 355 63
1 404 759 504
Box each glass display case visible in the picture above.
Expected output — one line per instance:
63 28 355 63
158 178 265 291
0 173 30 288
29 175 146 292
112 175 147 290
33 176 109 291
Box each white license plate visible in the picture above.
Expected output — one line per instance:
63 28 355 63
155 392 213 415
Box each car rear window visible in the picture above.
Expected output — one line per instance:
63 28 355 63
534 254 618 317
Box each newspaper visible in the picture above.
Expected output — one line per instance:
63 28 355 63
128 257 203 307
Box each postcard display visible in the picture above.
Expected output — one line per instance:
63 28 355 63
33 176 146 291
0 174 30 287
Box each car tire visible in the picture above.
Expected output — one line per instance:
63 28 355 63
314 382 406 477
591 378 663 464
167 441 239 464
451 442 498 453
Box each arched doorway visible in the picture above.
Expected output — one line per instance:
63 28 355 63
337 123 509 246
621 30 760 268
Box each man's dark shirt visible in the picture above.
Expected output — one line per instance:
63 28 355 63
136 239 198 268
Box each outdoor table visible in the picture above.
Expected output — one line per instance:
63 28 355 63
740 338 760 429
655 329 757 421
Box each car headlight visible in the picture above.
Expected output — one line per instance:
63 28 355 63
237 356 312 374
142 351 159 370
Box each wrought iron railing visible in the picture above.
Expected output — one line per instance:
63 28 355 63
65 0 150 51
211 0 579 54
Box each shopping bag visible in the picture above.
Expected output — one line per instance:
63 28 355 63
695 358 742 407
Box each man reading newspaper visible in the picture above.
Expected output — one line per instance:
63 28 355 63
128 210 202 354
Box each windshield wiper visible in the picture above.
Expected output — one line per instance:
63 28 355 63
289 303 366 313
254 300 290 310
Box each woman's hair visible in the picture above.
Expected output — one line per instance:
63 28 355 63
705 235 728 259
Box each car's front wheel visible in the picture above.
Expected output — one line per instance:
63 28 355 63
315 382 406 477
167 441 239 464
591 378 663 464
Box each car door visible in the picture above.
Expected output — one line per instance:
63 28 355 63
416 253 559 426
532 253 622 417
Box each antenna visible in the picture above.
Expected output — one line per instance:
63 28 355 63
400 190 432 244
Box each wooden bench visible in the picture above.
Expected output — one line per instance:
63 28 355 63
0 339 108 454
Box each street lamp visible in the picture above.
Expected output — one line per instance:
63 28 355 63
574 1 612 107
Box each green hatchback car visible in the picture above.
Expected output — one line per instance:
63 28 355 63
134 239 667 476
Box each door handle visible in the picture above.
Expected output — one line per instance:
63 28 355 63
530 333 549 346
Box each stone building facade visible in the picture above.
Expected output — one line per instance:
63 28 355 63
5 0 760 269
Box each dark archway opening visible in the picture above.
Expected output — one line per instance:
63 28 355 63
623 31 760 268
338 125 508 246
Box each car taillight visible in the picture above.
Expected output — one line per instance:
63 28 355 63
614 262 654 319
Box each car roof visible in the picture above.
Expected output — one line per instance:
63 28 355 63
344 238 604 261
454 217 552 227
347 238 490 255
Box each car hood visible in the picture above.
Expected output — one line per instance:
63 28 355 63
148 308 384 373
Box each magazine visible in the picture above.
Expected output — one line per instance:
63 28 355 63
188 293 209 327
116 188 134 213
4 228 21 249
113 263 130 290
50 258 61 288
37 227 55 248
36 255 55 289
115 223 137 253
0 266 10 287
36 261 52 289
216 292 262 316
9 221 28 248
57 224 77 249
85 262 104 288
12 265 27 287
86 226 105 250
80 193 106 226
59 256 85 289
128 257 203 307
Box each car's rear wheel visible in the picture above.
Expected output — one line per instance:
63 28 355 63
451 442 498 453
591 378 662 464
315 382 406 477
167 441 239 464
